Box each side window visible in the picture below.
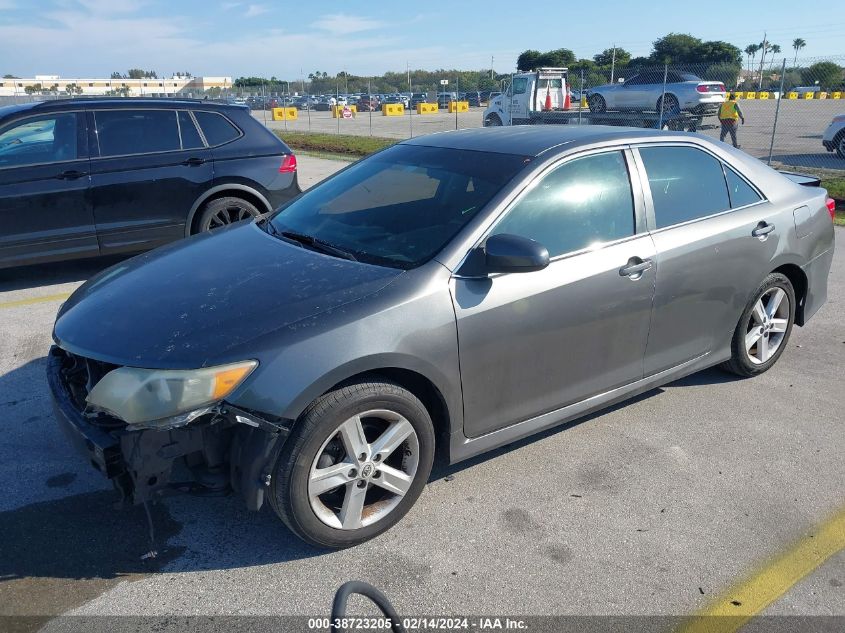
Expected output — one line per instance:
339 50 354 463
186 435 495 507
512 77 528 95
178 111 204 149
95 110 180 157
490 151 636 258
193 111 240 146
725 166 762 208
0 113 78 168
639 146 731 228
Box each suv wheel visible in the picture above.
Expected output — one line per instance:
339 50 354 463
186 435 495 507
269 378 435 548
721 273 796 377
196 196 261 232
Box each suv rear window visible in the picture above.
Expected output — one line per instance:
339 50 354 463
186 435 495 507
194 111 240 146
95 110 180 157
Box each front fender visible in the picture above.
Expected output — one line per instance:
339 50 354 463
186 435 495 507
225 263 463 443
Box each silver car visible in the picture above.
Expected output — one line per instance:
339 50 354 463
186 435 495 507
587 71 726 114
49 126 835 548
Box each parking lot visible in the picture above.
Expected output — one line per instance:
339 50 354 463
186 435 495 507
256 99 845 172
1 154 843 631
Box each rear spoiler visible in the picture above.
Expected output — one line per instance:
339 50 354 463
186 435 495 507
778 171 821 187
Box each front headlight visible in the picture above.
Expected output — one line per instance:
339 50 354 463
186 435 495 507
86 360 257 427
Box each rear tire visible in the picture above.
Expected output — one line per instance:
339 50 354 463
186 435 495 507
835 131 845 160
269 378 435 549
588 94 606 113
720 273 795 377
195 196 261 233
657 93 680 114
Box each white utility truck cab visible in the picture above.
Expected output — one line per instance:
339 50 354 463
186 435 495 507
483 67 568 127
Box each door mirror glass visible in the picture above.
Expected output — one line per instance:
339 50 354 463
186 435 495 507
484 233 549 273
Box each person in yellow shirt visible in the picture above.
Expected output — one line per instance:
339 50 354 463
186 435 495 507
718 93 745 148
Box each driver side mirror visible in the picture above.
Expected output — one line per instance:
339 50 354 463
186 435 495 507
484 233 550 274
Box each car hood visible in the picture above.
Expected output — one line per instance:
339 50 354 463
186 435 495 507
53 223 403 368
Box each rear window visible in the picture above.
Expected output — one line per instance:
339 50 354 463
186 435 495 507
95 109 180 157
193 111 241 146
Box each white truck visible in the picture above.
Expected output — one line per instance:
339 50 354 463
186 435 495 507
483 67 712 131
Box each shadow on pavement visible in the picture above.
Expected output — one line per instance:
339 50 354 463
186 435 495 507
0 255 130 293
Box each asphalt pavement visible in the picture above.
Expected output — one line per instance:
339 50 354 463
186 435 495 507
0 156 842 632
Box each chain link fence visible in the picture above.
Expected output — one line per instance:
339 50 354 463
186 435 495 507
2 57 842 175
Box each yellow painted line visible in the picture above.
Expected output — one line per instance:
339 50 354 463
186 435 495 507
0 292 71 310
678 506 845 633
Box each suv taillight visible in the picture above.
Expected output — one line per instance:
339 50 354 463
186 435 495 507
279 154 297 173
826 197 836 221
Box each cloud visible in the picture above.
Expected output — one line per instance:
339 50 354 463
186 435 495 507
311 13 385 35
244 4 268 17
76 0 143 14
0 0 15 8
221 1 241 8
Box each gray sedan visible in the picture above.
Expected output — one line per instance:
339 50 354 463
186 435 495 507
49 126 835 548
587 71 726 114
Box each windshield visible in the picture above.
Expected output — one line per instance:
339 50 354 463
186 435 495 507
270 144 529 269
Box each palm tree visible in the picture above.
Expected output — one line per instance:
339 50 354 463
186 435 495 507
744 44 760 74
792 38 806 67
768 44 782 73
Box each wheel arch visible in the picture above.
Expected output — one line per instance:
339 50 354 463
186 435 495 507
186 184 273 236
772 262 809 325
274 355 458 462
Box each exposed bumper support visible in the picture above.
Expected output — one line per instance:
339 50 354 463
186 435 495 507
47 346 288 510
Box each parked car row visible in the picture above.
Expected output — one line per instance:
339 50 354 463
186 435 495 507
232 91 499 113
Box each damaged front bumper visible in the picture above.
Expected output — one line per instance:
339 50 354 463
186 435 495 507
47 346 289 510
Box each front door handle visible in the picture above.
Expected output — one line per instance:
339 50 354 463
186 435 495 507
752 222 775 238
619 258 653 279
181 157 206 166
56 170 87 180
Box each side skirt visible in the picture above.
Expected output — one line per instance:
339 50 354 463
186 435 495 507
449 351 726 463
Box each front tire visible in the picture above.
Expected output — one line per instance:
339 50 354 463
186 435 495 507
269 378 435 548
721 273 796 377
484 114 502 127
588 94 606 113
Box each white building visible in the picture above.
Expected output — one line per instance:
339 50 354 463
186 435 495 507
0 75 234 97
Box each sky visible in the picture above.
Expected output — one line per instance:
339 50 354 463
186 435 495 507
0 0 843 79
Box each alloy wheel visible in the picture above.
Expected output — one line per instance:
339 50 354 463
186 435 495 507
744 287 790 364
308 409 420 530
203 203 258 231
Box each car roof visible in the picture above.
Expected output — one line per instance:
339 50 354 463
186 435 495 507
2 98 246 115
400 125 695 157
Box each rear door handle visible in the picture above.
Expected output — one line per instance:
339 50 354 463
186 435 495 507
752 222 775 238
56 170 87 180
619 258 653 278
181 157 206 166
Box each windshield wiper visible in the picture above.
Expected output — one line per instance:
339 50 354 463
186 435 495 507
278 230 358 262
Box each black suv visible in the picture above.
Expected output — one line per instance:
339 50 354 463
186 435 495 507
0 98 300 269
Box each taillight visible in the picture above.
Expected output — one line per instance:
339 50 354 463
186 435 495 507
697 85 709 93
279 154 297 173
826 197 836 221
